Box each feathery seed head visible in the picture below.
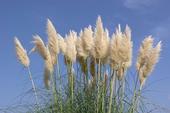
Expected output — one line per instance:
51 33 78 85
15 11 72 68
96 16 103 37
125 25 131 39
99 28 110 64
45 47 54 73
137 36 161 87
64 31 77 62
82 25 94 53
142 41 161 77
76 35 88 58
14 37 30 67
47 19 59 64
76 26 94 59
92 17 110 59
110 25 133 70
110 25 132 80
44 67 51 89
32 35 48 60
58 34 67 55
136 36 154 71
43 47 54 89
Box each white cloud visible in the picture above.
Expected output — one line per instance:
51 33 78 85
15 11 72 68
152 26 169 39
123 0 157 10
151 19 170 41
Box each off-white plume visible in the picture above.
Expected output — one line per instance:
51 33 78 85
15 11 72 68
76 30 88 58
14 37 30 67
82 25 94 53
31 35 48 60
92 16 110 59
31 35 54 89
47 19 59 65
110 25 133 70
136 36 153 71
64 31 77 62
137 36 161 87
44 47 54 89
44 67 51 89
109 25 133 80
58 34 67 55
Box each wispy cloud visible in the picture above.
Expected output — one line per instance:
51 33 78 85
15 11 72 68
123 0 158 10
151 18 170 41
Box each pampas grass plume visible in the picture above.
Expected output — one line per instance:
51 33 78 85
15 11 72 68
31 35 54 88
44 47 54 89
82 25 94 53
44 67 51 89
58 34 67 55
109 25 133 80
47 19 59 65
136 36 153 71
14 37 30 67
137 36 161 87
32 35 48 60
76 31 88 58
64 31 77 62
92 16 110 59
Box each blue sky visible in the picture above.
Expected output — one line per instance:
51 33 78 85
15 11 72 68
0 0 170 111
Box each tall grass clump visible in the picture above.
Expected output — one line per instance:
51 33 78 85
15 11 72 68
14 16 162 113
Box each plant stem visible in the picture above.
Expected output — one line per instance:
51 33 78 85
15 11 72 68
50 66 58 112
68 61 74 112
120 70 126 113
129 71 139 113
133 89 142 112
85 58 88 87
108 70 116 113
71 63 74 104
102 68 106 113
57 58 63 113
27 67 40 111
97 59 101 113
